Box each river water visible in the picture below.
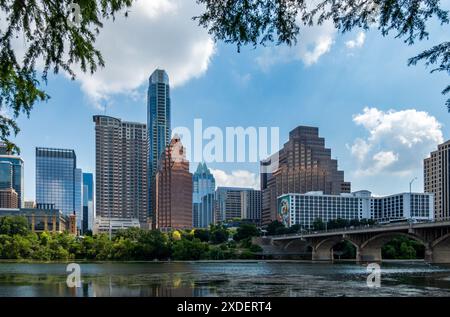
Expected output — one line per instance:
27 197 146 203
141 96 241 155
1 261 450 297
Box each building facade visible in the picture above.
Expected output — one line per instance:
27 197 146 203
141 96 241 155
424 140 450 221
82 173 94 233
241 189 262 224
0 155 24 208
215 187 262 224
35 148 82 228
93 115 148 224
0 189 18 208
93 217 141 235
278 191 434 229
155 136 192 231
148 69 171 220
261 126 351 226
193 163 216 228
0 207 69 233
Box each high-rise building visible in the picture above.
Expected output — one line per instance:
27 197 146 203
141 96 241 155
215 187 262 224
241 189 262 225
193 163 216 228
36 147 82 228
82 173 94 233
148 69 171 220
260 126 351 226
0 189 18 208
93 115 148 224
424 140 450 220
155 136 192 231
0 154 24 208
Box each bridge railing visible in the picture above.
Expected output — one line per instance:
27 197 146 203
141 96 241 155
268 219 441 239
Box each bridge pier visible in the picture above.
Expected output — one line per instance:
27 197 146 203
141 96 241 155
312 247 333 261
358 247 381 262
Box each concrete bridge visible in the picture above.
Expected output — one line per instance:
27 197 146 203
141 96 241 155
259 221 450 263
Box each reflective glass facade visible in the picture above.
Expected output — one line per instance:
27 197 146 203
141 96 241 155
82 172 94 232
148 69 171 219
193 163 216 228
0 156 24 207
36 148 82 227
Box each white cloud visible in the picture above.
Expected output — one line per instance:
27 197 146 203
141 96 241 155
345 32 366 49
210 169 260 189
350 107 444 176
72 0 214 107
256 21 336 70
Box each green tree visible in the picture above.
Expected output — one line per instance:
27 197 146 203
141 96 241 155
233 223 259 241
209 224 229 244
266 220 286 235
193 229 211 242
172 238 209 260
312 218 325 231
0 0 137 152
195 0 449 110
0 216 29 235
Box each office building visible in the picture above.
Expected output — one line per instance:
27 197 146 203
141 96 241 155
35 148 82 228
261 126 351 225
0 189 18 208
82 173 94 233
241 189 262 224
93 115 148 224
0 154 24 208
193 163 216 228
155 136 192 231
148 69 171 220
278 191 434 229
93 217 141 235
0 207 69 233
424 140 450 220
215 187 262 223
24 200 36 209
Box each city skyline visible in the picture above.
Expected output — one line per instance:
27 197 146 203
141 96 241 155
7 1 449 201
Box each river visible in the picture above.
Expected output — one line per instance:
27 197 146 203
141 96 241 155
0 261 450 297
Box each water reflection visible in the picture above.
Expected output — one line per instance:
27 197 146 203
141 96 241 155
1 261 450 297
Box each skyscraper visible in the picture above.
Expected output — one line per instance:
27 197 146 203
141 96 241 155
0 153 24 208
82 172 94 233
424 140 450 220
148 69 171 220
93 115 148 224
155 136 192 231
193 163 216 228
260 126 351 225
36 147 82 228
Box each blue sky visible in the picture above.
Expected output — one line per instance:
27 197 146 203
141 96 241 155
10 0 450 200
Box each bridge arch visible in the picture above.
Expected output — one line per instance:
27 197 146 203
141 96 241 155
312 236 360 261
430 233 450 263
359 232 428 262
283 239 311 252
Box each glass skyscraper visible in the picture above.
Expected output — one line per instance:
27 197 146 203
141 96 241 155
0 154 24 208
148 69 171 220
82 173 94 233
193 163 216 228
36 148 83 228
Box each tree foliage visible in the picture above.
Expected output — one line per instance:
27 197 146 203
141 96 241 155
0 0 136 153
195 0 450 110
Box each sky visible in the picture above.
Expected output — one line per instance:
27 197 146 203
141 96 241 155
8 0 450 201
